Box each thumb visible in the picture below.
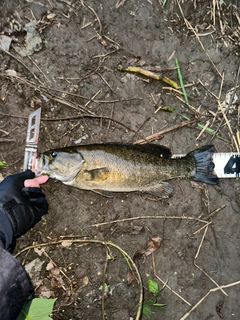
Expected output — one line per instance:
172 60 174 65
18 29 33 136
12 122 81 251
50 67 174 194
24 175 49 188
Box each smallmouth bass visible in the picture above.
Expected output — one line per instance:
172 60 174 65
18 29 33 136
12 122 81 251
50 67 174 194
36 143 218 198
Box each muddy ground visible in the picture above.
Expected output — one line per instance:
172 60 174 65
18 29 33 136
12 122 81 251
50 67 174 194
1 0 240 319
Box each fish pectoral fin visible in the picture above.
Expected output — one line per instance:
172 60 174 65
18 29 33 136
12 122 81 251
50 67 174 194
82 167 109 182
142 182 173 198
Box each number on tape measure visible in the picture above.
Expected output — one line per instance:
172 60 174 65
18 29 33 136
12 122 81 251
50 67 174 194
224 155 240 176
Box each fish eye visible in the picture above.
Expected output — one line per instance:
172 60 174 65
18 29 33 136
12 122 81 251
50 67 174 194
51 151 58 158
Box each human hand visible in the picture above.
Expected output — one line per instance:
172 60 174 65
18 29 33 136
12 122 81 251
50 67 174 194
0 171 48 249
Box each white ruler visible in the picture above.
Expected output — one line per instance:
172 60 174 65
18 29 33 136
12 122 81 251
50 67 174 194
173 153 240 179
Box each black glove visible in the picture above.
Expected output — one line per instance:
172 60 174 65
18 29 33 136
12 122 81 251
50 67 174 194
0 170 48 249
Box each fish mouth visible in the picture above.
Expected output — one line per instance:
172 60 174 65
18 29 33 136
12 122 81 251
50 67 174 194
35 157 49 177
35 158 43 176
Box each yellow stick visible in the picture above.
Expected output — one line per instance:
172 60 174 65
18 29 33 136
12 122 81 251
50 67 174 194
117 65 178 88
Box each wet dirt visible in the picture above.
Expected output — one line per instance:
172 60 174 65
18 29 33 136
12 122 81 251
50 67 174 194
1 1 240 319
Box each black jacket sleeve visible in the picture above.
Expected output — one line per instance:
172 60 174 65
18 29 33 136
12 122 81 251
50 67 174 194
0 246 33 320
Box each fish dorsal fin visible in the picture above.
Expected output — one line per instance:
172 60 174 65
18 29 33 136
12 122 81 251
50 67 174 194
132 144 172 158
105 143 172 158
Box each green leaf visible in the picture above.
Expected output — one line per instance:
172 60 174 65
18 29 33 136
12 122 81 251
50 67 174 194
197 123 220 135
99 283 109 292
16 298 57 320
0 161 6 167
175 58 188 104
162 0 168 6
181 114 190 121
142 304 152 319
181 114 220 136
148 279 159 296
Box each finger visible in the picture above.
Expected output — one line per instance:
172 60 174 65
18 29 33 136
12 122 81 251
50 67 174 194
35 176 49 185
24 175 49 188
24 179 40 188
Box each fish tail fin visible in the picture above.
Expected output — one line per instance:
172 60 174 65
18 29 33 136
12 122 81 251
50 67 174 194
187 145 219 185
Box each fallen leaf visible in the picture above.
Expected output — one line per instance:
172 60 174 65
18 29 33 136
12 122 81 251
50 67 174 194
5 69 18 77
46 261 54 271
13 21 42 57
34 247 46 256
78 276 89 290
126 270 136 286
39 287 53 299
47 13 56 19
133 237 162 264
144 237 162 257
128 237 162 285
25 258 45 281
61 240 73 248
16 298 56 320
0 35 12 51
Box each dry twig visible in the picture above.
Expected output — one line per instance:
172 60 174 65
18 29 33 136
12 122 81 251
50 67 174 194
90 215 209 228
115 0 128 9
135 120 196 144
